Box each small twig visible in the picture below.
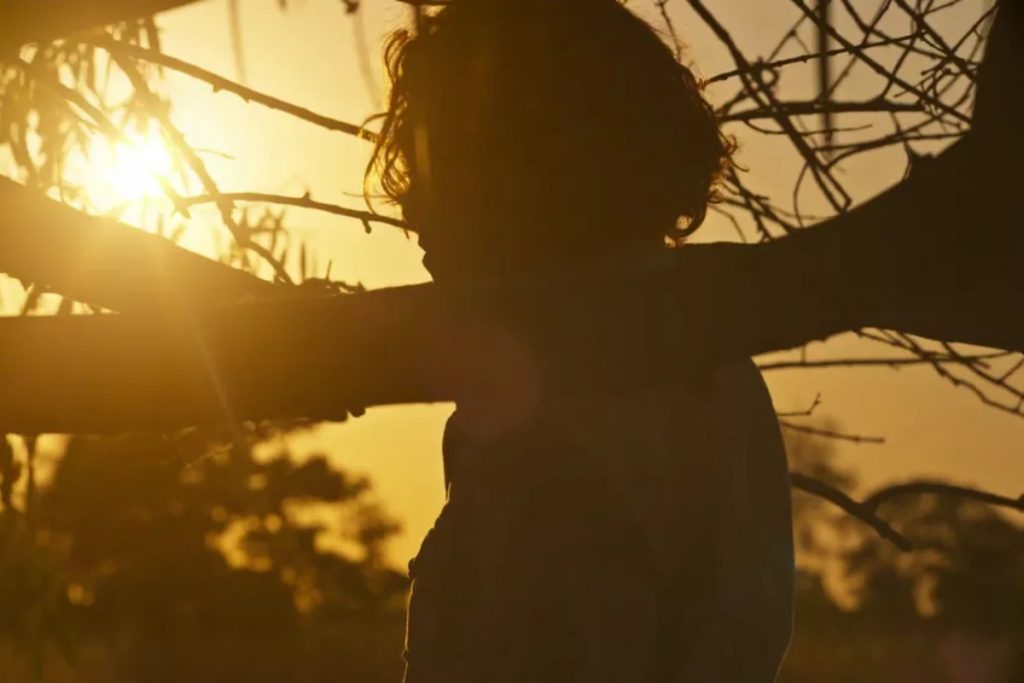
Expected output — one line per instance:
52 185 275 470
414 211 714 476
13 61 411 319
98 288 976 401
179 192 408 231
759 352 1004 372
722 98 921 123
706 34 923 84
779 420 885 444
777 392 822 418
790 473 912 550
655 0 684 61
86 37 375 142
863 480 1024 515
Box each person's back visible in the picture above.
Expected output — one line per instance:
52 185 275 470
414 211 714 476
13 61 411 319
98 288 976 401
405 353 793 682
364 1 794 679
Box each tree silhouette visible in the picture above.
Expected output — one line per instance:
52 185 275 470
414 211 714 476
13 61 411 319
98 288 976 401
0 428 407 682
780 427 1024 683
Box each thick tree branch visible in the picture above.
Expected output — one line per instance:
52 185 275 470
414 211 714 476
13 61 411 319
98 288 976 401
0 119 1021 433
0 177 273 313
0 0 201 52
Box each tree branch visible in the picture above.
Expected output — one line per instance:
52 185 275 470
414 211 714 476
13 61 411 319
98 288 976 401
0 1 1020 433
0 113 1021 432
0 0 201 52
863 480 1024 514
86 37 375 142
790 473 912 550
180 192 407 231
0 177 273 313
779 421 885 445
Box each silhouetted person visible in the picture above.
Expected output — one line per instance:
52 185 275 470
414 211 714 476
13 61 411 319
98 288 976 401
366 1 794 680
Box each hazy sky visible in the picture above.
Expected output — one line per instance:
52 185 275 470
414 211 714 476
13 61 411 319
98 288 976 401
69 0 1024 563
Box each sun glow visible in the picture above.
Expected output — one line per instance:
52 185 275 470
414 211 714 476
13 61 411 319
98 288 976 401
85 124 175 207
73 123 225 261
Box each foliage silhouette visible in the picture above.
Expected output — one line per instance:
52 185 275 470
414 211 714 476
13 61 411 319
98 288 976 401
780 428 1024 683
0 429 407 682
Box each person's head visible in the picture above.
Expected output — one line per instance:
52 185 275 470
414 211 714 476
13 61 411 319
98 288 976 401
367 0 732 280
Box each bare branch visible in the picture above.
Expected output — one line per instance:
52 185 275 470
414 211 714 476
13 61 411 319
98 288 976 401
86 37 375 142
759 351 1007 372
179 192 408 231
790 473 912 550
0 0 199 51
863 480 1024 514
721 98 921 123
780 420 886 444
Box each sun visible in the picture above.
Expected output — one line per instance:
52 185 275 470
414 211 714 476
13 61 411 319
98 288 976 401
85 123 175 207
76 123 225 258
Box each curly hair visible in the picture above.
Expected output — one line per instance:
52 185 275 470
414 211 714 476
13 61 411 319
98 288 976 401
366 0 733 265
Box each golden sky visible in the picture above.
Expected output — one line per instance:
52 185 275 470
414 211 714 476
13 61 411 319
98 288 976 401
51 0 1023 563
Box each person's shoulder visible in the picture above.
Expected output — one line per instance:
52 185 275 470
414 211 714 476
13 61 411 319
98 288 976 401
697 357 780 437
706 357 769 398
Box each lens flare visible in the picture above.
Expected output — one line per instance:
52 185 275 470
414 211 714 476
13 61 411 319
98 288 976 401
85 124 174 206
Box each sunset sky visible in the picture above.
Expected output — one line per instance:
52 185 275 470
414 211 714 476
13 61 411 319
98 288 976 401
17 0 1019 564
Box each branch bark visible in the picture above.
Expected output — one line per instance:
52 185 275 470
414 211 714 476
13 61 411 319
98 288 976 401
0 178 274 313
0 0 201 52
